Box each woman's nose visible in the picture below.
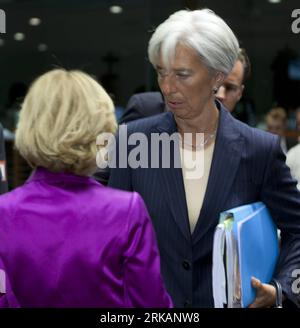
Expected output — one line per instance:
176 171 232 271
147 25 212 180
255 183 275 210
215 85 226 101
159 75 177 96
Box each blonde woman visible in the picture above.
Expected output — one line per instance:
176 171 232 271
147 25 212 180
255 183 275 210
0 69 172 308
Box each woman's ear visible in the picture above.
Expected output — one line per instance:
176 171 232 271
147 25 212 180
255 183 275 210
215 72 226 88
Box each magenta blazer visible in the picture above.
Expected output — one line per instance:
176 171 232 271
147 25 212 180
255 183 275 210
0 167 172 308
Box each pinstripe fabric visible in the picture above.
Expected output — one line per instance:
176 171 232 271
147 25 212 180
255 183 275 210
109 102 300 307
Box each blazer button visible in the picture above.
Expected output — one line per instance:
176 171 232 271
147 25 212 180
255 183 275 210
184 300 192 308
182 260 191 270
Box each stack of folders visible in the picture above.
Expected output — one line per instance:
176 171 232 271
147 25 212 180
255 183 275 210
212 202 279 308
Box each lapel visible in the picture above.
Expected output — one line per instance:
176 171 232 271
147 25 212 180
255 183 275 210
192 103 244 245
154 112 191 242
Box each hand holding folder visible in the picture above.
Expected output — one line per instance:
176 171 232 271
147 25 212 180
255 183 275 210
249 277 279 308
212 202 279 308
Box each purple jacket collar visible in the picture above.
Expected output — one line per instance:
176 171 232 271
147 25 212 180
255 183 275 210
26 167 101 187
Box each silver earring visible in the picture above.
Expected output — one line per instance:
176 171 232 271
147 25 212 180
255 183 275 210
213 86 218 94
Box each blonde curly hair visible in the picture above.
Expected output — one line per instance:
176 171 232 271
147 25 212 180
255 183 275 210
15 69 117 176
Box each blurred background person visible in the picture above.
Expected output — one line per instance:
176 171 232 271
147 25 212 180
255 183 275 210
265 107 287 136
215 48 255 126
215 48 248 112
265 106 297 153
0 69 172 308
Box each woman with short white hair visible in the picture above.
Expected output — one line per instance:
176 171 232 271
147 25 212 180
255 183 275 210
109 9 300 308
0 69 172 308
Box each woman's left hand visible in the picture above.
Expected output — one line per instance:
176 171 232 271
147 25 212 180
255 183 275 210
248 277 276 308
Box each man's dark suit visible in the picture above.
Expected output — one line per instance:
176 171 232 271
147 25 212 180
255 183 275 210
118 92 165 124
109 101 300 307
0 123 8 194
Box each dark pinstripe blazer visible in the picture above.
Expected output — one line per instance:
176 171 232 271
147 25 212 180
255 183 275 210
0 123 8 194
108 101 300 308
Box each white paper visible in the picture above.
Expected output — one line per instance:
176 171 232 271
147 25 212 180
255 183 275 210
212 223 227 308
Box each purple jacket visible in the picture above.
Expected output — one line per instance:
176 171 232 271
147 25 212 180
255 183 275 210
0 167 172 308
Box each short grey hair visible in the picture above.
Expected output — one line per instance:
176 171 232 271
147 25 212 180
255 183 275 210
148 9 239 75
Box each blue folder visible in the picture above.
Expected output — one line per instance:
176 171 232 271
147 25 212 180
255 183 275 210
214 202 279 307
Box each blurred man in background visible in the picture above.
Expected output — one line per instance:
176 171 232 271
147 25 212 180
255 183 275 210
215 48 250 112
265 106 297 153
